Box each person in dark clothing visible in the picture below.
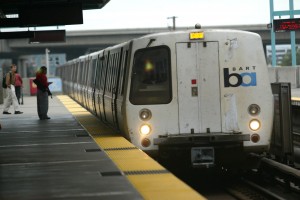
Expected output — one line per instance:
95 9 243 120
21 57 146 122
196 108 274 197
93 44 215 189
35 66 52 120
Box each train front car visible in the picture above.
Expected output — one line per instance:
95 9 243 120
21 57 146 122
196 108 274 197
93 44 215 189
125 29 273 168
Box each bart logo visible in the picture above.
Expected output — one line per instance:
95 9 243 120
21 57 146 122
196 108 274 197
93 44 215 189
223 68 257 87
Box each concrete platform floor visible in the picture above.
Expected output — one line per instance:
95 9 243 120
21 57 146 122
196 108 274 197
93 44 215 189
0 96 142 200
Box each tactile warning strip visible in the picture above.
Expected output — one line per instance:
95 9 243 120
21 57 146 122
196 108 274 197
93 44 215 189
123 169 169 175
57 95 205 200
104 147 138 151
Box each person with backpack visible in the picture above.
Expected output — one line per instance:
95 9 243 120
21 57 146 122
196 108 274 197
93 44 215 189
2 64 23 115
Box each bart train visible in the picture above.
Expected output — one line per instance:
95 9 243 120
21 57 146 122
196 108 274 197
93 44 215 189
57 28 274 167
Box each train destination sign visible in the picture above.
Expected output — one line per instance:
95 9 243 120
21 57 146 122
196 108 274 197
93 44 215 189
189 32 204 40
273 18 300 32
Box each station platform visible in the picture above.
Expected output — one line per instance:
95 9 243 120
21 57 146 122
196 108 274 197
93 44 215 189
0 96 204 200
292 88 300 98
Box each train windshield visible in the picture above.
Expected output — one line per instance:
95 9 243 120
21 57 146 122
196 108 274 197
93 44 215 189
130 46 172 105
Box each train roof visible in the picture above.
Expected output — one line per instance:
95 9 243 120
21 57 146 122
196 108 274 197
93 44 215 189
135 28 259 40
60 28 260 66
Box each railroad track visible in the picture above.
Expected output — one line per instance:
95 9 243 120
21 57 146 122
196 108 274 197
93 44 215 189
225 127 299 199
225 178 285 200
165 156 300 200
231 157 300 200
227 172 300 200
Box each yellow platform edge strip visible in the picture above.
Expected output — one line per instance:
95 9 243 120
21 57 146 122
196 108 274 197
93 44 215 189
291 97 300 101
57 95 205 200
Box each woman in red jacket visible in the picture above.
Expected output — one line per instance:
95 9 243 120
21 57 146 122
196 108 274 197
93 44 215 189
36 66 51 120
15 71 23 105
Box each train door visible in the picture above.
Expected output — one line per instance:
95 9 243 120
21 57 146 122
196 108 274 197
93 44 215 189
176 42 221 134
111 50 123 129
95 52 106 121
101 51 110 122
103 49 122 127
81 59 88 106
87 57 96 113
78 60 85 104
91 57 98 115
116 46 130 134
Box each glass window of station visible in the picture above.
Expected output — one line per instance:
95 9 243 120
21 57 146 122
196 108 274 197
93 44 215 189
130 46 172 105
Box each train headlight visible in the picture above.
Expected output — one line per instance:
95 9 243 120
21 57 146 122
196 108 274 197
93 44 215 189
249 119 261 131
139 109 152 121
248 104 260 116
140 124 151 135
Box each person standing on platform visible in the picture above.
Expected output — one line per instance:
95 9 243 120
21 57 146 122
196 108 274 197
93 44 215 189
35 66 52 120
3 64 23 115
14 70 23 105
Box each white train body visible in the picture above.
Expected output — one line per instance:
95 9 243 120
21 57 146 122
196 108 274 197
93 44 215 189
57 29 274 167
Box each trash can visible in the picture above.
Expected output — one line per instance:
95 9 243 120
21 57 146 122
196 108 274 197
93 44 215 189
29 78 37 96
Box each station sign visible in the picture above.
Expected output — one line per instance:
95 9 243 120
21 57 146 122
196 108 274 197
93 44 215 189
273 18 300 32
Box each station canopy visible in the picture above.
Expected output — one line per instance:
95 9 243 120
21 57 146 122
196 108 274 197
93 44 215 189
0 0 110 41
0 0 110 27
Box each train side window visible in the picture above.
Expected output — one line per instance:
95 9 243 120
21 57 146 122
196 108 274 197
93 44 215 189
106 54 113 93
85 60 89 85
100 56 105 90
85 60 89 86
107 52 118 93
120 50 128 95
111 53 116 92
96 55 103 90
101 54 109 91
70 65 73 80
76 62 80 83
129 46 172 105
78 62 81 83
88 58 95 87
112 53 118 92
76 63 78 82
90 58 97 87
110 53 116 92
87 59 90 86
80 61 84 84
68 65 71 81
85 60 90 86
112 52 120 93
81 61 85 84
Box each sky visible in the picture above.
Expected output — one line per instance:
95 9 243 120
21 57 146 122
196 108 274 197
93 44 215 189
65 0 300 30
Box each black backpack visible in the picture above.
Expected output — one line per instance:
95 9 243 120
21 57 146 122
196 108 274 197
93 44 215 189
2 72 11 88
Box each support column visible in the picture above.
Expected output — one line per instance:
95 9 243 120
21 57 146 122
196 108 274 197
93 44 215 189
270 0 299 67
289 0 296 66
270 0 277 67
